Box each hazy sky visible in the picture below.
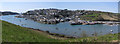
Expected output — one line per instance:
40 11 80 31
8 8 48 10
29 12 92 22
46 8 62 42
1 0 119 2
0 2 118 13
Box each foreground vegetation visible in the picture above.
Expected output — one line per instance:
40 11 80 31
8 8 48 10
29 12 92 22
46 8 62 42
2 20 119 42
2 21 60 42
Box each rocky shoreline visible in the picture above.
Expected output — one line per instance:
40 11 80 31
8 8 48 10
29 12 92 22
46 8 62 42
69 20 120 25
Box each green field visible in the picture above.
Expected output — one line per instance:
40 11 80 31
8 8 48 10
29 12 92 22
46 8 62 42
2 20 119 42
79 13 100 21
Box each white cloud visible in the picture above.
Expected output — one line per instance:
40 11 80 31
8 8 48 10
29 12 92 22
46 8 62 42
1 0 120 2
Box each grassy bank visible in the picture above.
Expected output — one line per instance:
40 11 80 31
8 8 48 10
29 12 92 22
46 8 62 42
2 20 119 42
2 21 60 42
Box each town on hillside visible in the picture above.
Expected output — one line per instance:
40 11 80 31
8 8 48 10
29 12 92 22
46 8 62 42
16 8 120 25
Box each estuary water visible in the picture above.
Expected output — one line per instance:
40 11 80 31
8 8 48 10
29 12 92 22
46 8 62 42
0 15 119 37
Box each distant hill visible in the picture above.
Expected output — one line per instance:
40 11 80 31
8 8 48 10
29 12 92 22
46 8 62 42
0 11 19 15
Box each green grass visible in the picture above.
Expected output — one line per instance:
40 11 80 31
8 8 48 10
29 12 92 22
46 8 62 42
64 33 119 42
83 13 99 17
2 21 60 42
2 20 119 42
79 13 100 20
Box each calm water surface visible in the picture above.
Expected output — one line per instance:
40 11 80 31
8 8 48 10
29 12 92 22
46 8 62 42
0 15 119 37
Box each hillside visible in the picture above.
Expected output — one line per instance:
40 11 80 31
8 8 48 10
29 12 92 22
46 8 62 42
99 14 118 21
0 11 19 15
22 8 120 21
2 21 60 42
80 13 120 21
1 20 119 42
